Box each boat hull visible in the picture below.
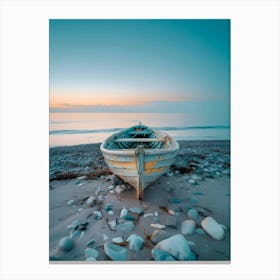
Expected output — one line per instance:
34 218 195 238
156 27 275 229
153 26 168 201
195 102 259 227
100 126 179 199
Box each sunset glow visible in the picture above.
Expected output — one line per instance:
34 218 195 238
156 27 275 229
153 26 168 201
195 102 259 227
50 20 230 114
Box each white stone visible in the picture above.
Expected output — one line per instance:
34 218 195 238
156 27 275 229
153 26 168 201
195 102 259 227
93 211 103 220
181 220 196 235
115 185 125 194
201 217 225 240
86 196 95 205
127 234 144 251
112 237 124 244
108 219 117 229
66 219 80 229
77 176 87 180
120 208 128 218
168 209 179 216
151 224 166 229
155 234 196 260
67 200 75 206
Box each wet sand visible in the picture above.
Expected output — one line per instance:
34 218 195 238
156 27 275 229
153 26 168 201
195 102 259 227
49 140 230 262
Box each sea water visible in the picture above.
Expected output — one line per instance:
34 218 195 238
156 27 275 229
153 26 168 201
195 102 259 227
49 112 230 147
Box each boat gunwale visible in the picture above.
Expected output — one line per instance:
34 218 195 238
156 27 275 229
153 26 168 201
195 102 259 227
100 127 179 156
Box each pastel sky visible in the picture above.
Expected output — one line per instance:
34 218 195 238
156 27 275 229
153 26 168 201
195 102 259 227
49 19 230 119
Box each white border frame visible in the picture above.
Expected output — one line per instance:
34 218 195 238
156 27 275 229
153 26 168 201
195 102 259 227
1 0 279 279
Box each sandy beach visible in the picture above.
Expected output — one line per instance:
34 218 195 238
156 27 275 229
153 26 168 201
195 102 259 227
49 140 230 262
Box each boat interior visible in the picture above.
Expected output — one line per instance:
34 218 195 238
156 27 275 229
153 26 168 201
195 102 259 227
104 124 173 150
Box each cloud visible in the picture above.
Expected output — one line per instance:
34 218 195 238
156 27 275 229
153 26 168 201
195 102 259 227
50 99 229 123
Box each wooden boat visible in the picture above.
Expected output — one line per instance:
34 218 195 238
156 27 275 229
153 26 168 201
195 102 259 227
100 123 179 199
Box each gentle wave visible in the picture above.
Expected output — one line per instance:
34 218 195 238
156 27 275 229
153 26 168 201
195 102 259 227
49 125 229 135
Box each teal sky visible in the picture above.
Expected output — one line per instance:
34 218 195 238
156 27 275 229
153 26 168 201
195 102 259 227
49 19 230 123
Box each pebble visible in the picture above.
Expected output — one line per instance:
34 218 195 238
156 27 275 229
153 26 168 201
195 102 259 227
78 183 84 187
87 196 95 205
144 213 153 218
120 208 128 218
115 185 125 194
66 219 80 229
117 221 134 232
70 230 81 239
188 179 198 185
167 209 179 216
77 176 87 180
108 219 118 230
103 234 108 241
166 171 174 177
187 208 199 221
123 215 135 221
152 248 176 261
201 217 225 240
85 248 99 259
58 237 74 251
154 234 196 260
97 195 104 202
151 230 172 244
109 190 115 194
67 200 75 206
108 185 114 190
181 220 196 235
108 210 114 215
93 211 103 220
86 239 96 248
78 207 84 212
165 215 177 228
168 197 181 204
112 237 124 244
127 234 144 251
188 196 198 204
105 203 113 211
104 242 129 261
129 207 144 215
154 211 158 216
151 223 166 229
193 206 212 217
175 170 180 175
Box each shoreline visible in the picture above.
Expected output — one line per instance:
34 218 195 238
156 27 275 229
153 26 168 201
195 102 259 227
50 140 230 181
49 139 230 261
